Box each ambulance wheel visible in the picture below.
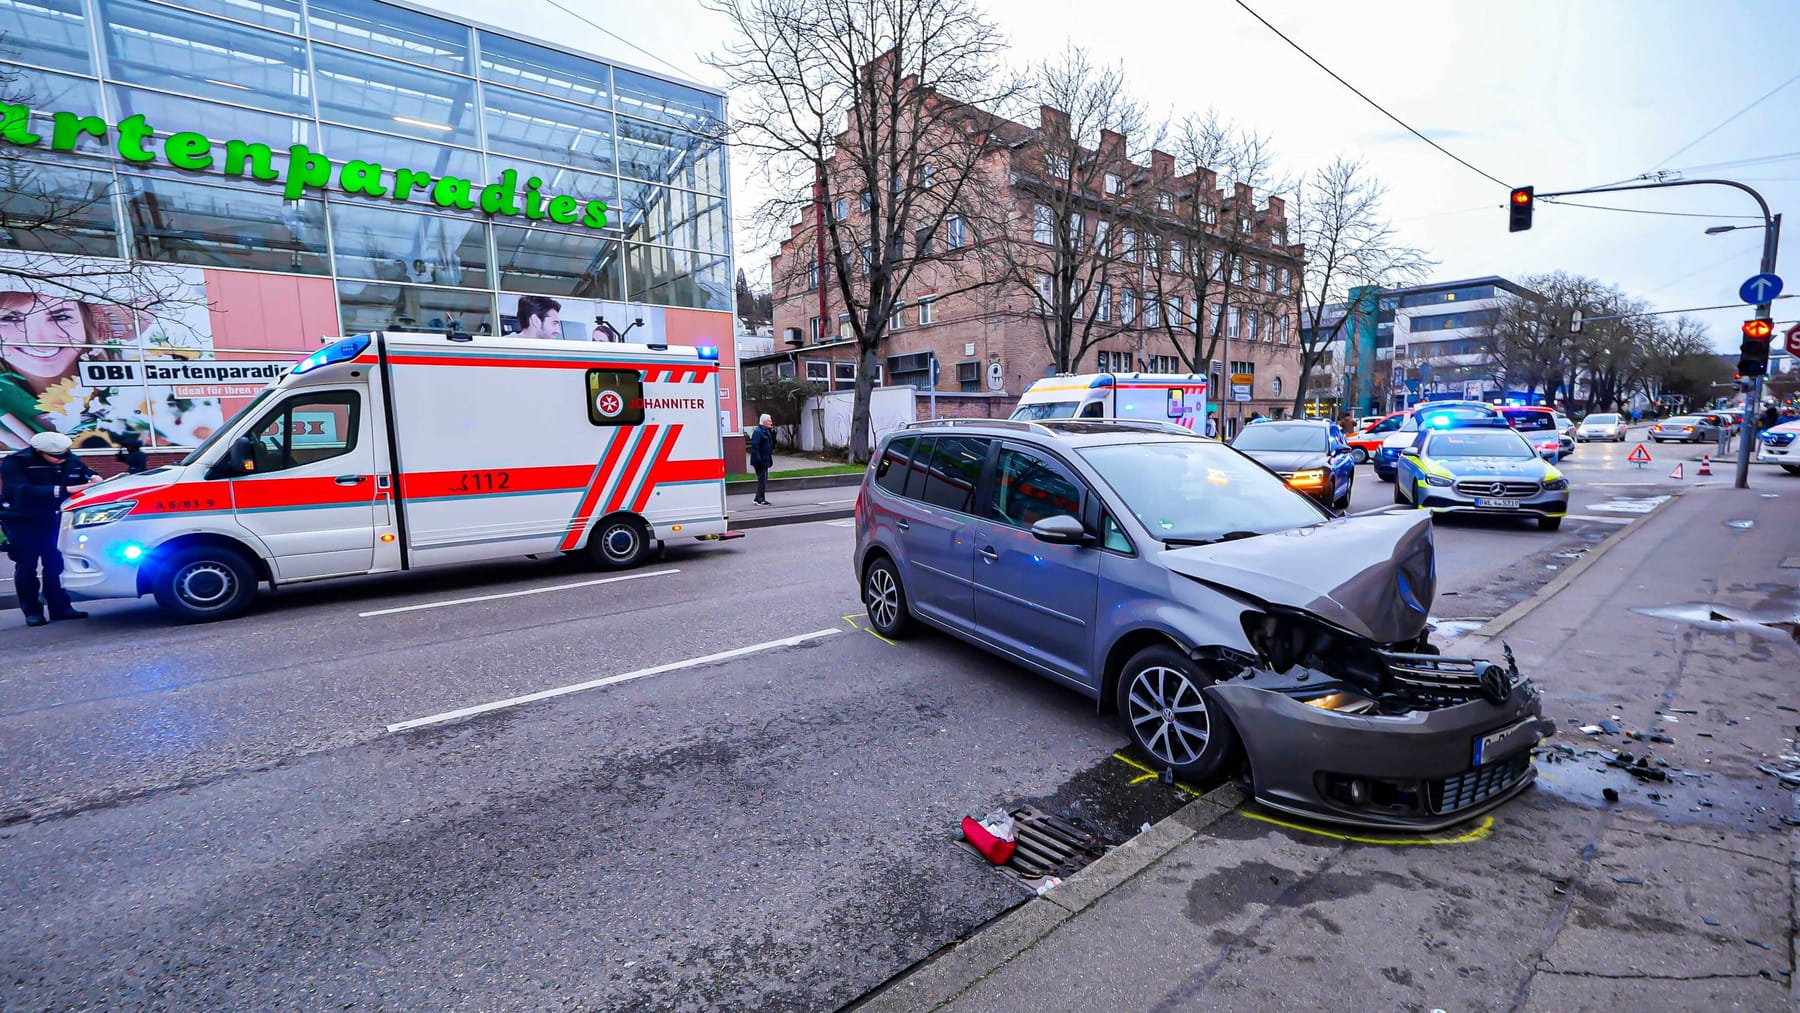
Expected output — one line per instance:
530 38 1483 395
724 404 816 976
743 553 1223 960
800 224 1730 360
589 515 650 570
153 545 257 623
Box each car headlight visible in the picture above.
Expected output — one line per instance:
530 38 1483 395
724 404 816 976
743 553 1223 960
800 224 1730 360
72 500 137 528
1288 468 1327 488
1543 478 1569 491
1423 474 1453 487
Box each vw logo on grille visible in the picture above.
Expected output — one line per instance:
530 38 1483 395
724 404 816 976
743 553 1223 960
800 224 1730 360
1477 663 1512 704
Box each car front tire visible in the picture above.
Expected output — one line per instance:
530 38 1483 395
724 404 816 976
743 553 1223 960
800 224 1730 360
1782 465 1800 476
1116 644 1239 782
152 545 258 623
1538 516 1563 531
1351 447 1368 465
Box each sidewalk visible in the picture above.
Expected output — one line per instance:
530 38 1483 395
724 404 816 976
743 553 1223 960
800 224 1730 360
859 483 1800 1012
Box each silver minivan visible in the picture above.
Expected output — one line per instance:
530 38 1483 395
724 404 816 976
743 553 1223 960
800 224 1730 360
852 419 1552 831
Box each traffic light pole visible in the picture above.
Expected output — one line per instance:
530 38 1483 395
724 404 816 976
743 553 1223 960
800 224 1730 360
1534 179 1779 489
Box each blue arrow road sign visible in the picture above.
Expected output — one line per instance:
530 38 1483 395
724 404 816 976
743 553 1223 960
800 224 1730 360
1740 272 1783 304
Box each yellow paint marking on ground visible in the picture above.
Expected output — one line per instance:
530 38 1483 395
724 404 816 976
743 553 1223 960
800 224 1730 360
1110 752 1204 796
1239 807 1495 846
841 614 896 646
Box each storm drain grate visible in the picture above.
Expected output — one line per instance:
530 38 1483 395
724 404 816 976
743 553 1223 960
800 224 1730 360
1000 806 1108 880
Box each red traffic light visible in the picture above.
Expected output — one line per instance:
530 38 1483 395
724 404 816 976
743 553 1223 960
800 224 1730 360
1744 319 1774 340
1511 188 1532 205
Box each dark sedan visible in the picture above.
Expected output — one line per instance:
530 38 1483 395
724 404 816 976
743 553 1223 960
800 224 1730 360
1231 419 1355 511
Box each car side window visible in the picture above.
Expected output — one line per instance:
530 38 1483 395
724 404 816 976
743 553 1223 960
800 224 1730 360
874 436 915 497
1102 513 1133 553
988 445 1083 529
1375 416 1400 433
1079 401 1105 419
915 435 989 513
245 391 360 475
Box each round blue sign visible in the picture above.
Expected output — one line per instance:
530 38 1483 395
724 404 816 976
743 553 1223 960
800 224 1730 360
1740 273 1783 304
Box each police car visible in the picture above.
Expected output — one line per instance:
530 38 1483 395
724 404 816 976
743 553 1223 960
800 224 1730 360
1372 401 1504 481
1392 418 1570 530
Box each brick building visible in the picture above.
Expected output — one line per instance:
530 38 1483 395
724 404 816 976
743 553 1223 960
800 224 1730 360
750 97 1304 436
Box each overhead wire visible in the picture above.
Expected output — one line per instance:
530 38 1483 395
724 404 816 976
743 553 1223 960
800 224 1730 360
541 0 710 82
1652 70 1800 171
1536 199 1763 220
1227 0 1509 189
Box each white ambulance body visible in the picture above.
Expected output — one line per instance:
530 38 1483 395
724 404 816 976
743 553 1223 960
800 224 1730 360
1010 373 1210 430
59 331 729 621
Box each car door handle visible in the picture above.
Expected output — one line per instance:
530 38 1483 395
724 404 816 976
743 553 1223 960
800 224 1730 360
895 518 909 531
335 474 367 486
978 546 998 562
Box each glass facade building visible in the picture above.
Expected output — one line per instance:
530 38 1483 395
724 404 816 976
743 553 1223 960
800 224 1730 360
0 0 735 457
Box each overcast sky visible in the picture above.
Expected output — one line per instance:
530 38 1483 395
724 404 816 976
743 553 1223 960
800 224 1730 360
446 0 1800 351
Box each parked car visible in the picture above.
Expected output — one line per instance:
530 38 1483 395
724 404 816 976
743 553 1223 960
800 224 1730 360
1346 411 1405 464
1757 419 1800 475
1373 402 1504 481
1231 418 1356 511
1499 407 1564 461
1576 413 1628 442
1649 416 1707 443
854 418 1552 829
1393 419 1570 531
1552 414 1577 457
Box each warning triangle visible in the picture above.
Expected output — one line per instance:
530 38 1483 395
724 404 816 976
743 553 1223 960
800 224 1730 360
1627 443 1652 463
1669 462 1684 480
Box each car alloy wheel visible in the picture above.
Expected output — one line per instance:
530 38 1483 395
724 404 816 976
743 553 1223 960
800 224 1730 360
863 556 912 637
1117 645 1238 779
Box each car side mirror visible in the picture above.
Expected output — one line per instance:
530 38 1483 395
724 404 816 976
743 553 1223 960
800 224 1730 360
209 436 256 479
1401 446 1421 458
1031 514 1092 546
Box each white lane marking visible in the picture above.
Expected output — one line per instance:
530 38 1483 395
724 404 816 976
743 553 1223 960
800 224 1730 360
1564 513 1634 525
358 569 679 618
384 628 844 732
823 519 856 528
816 497 858 505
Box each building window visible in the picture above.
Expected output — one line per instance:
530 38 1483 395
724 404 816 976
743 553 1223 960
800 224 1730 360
1167 297 1183 330
1121 228 1137 262
1226 306 1240 339
1094 220 1111 253
1143 298 1160 329
1121 289 1138 325
918 296 935 325
838 312 852 339
835 360 856 385
919 163 935 188
806 360 829 382
946 215 966 249
915 226 933 256
835 197 848 221
1278 314 1291 343
1096 283 1112 322
1200 204 1218 226
861 244 873 271
1104 172 1121 195
1045 154 1069 177
1036 272 1054 312
1278 267 1290 294
1170 241 1184 271
1237 216 1253 235
778 361 796 378
1033 204 1055 244
1248 310 1260 342
1158 193 1173 212
1148 354 1179 373
1145 236 1161 269
860 190 872 213
1271 376 1283 398
810 316 822 341
1068 212 1084 250
890 303 905 331
1272 226 1287 245
1098 350 1132 372
808 262 820 290
1230 259 1243 286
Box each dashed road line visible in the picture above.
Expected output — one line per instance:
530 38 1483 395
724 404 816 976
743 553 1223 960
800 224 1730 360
358 569 679 618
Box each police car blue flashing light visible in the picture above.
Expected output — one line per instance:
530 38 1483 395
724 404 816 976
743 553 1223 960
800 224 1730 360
294 334 373 375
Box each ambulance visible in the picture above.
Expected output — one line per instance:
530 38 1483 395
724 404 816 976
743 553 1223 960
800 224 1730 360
58 331 730 622
1010 372 1210 431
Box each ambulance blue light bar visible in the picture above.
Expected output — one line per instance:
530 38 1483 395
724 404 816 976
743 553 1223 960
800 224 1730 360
1089 375 1115 388
294 334 372 375
697 345 719 360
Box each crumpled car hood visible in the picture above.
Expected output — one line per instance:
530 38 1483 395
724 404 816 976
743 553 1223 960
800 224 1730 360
1161 512 1435 644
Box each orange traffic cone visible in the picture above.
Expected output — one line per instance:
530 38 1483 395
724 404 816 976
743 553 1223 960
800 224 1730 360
1698 454 1712 476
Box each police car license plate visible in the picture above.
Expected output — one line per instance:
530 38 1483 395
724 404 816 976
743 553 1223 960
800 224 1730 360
1473 718 1536 765
1475 497 1520 509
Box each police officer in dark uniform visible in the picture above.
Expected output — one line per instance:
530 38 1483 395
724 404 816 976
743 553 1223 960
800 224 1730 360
1 431 95 627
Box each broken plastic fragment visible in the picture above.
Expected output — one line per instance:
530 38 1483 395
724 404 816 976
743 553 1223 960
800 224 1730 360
1613 876 1644 885
1602 788 1619 803
1580 725 1604 735
1704 917 1721 927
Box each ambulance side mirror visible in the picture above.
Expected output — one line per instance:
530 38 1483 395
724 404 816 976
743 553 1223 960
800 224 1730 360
210 437 257 479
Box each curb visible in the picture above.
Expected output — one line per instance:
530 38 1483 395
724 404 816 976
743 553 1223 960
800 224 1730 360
1467 486 1688 643
849 783 1247 1013
728 506 855 530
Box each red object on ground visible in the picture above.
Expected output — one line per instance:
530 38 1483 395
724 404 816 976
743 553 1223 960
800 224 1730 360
1627 443 1652 463
961 816 1017 865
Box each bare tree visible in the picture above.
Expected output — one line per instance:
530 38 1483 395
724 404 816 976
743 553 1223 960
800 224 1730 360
991 47 1159 373
1289 158 1431 415
709 0 1018 460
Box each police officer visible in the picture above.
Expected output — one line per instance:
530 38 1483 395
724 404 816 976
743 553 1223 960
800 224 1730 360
1 431 95 627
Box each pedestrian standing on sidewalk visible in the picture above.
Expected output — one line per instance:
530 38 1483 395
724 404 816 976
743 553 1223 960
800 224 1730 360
1 431 93 627
115 429 148 474
748 414 775 505
1203 411 1219 439
1760 402 1779 436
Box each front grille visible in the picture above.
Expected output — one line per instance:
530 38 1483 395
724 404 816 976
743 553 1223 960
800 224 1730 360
1452 480 1540 497
1766 433 1796 447
1428 752 1532 814
1379 650 1521 708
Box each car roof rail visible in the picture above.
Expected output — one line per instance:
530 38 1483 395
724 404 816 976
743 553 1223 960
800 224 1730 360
903 418 1054 436
1036 418 1204 437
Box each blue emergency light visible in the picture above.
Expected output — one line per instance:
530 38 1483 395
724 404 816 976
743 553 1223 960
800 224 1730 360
294 334 372 375
697 345 719 360
1089 375 1115 388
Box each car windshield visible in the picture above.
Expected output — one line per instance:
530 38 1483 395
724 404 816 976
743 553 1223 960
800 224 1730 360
1585 414 1620 424
1079 440 1326 544
1426 429 1535 459
1231 424 1323 452
1013 400 1080 421
1505 412 1555 431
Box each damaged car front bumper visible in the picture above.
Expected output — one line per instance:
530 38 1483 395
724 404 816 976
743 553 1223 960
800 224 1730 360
1206 648 1556 832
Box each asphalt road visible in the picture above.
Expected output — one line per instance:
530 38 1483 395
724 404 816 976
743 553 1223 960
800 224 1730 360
0 429 1758 1011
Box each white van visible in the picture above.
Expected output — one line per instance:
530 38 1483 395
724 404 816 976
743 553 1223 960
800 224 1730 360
1011 373 1210 431
59 331 729 621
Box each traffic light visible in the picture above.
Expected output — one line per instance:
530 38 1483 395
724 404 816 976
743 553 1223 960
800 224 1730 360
1738 318 1774 377
1509 187 1534 232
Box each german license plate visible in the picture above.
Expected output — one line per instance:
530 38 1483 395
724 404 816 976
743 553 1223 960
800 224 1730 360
1475 497 1520 509
1473 718 1536 765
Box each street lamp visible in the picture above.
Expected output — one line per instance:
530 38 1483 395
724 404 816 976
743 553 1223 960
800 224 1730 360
1704 224 1759 235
